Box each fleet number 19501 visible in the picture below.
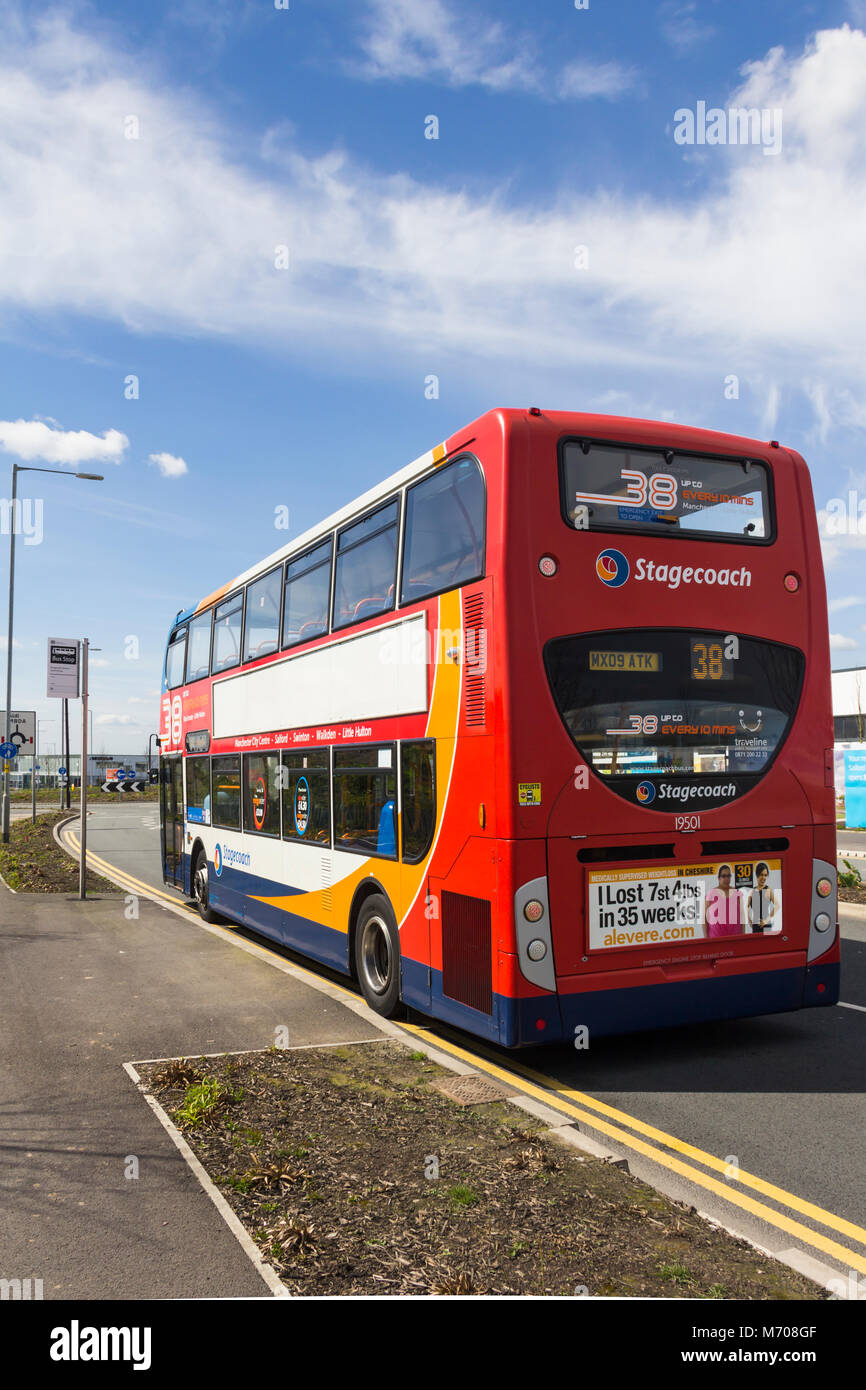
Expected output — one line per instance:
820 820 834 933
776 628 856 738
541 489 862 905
675 814 701 832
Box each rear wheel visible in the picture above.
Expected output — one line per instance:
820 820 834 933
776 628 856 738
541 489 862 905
192 848 224 924
354 894 402 1017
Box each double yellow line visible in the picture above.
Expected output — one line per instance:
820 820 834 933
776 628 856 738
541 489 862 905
403 1024 866 1277
64 823 866 1279
64 828 197 914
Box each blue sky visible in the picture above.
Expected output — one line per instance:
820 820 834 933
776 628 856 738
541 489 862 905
2 0 866 754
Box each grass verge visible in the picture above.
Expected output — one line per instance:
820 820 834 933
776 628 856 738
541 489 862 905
0 811 118 894
139 1041 824 1299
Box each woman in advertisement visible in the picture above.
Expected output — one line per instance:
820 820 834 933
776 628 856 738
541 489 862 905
704 864 744 938
747 862 777 934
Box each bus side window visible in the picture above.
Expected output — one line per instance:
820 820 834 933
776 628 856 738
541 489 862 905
186 609 213 683
283 540 332 650
242 752 281 835
333 500 399 631
165 628 187 689
213 594 243 672
333 745 397 857
211 755 240 829
401 741 436 862
281 749 331 844
243 567 281 664
401 457 485 604
186 756 211 824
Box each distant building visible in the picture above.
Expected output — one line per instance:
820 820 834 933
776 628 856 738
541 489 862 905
832 666 866 744
12 752 153 790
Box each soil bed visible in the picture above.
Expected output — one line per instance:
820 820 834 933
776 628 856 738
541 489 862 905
0 811 117 894
139 1041 823 1299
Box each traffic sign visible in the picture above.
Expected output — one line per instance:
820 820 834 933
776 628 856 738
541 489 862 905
47 639 81 699
0 711 36 747
58 766 66 776
0 742 18 759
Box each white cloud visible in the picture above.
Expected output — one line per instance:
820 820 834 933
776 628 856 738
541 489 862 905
352 0 638 100
829 595 866 612
660 2 716 56
352 0 540 93
95 713 134 726
830 632 858 650
0 419 127 465
2 15 866 397
761 383 781 433
556 60 639 101
148 451 188 478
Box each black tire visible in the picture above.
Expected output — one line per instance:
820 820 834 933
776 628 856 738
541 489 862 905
192 848 224 924
354 893 403 1017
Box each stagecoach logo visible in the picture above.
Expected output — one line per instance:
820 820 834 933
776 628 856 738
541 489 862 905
596 548 630 588
213 843 222 877
637 781 738 804
294 776 310 837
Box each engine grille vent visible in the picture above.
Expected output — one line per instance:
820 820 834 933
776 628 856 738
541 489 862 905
441 891 492 1015
463 593 487 728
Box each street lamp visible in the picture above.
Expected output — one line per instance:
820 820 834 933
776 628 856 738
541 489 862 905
3 464 103 841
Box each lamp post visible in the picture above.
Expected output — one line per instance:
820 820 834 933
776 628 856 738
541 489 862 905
3 464 103 842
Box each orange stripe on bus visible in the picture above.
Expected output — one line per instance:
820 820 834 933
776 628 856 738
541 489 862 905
194 581 232 613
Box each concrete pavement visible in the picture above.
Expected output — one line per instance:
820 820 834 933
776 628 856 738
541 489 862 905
0 880 383 1299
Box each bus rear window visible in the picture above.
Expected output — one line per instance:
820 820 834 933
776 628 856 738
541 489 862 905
560 440 772 542
545 629 803 797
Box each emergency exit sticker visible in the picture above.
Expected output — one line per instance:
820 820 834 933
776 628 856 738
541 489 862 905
518 782 542 806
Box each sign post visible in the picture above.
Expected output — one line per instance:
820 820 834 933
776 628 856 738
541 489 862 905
47 640 81 700
0 710 36 827
64 699 71 809
45 639 88 894
79 639 89 900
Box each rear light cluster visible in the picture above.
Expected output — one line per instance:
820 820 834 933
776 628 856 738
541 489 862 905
523 898 548 960
515 879 555 992
814 873 835 934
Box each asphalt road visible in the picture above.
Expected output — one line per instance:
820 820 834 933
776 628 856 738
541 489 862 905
75 800 866 1270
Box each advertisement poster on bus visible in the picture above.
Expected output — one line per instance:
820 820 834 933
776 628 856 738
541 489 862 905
844 749 866 829
587 859 783 951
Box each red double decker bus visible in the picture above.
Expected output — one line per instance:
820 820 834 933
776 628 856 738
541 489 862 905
159 408 838 1047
